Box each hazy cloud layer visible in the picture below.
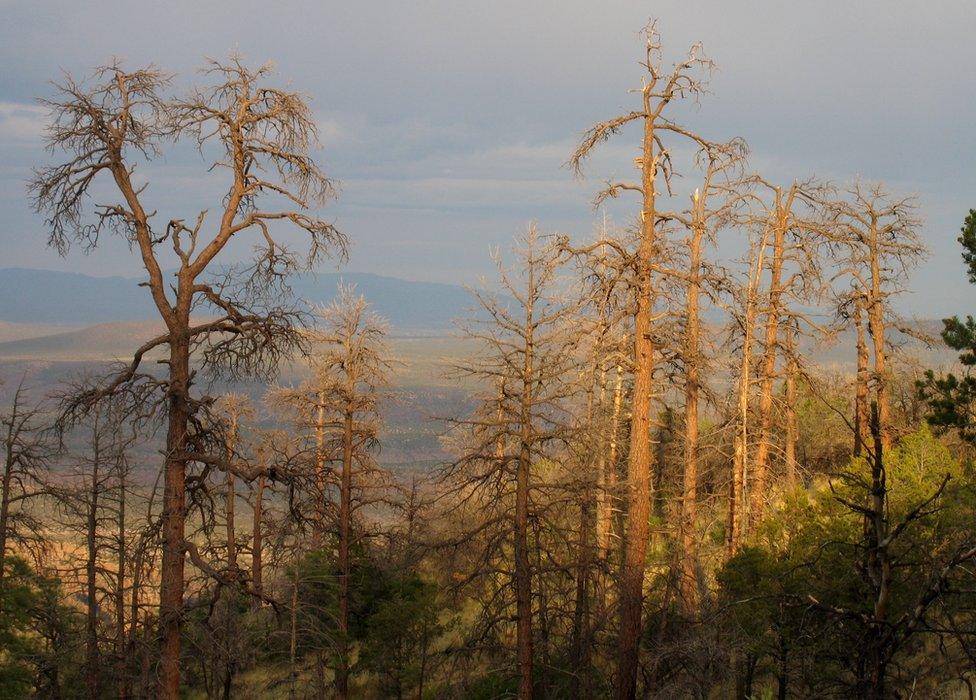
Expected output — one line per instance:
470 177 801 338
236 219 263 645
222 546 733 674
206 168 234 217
1 0 973 316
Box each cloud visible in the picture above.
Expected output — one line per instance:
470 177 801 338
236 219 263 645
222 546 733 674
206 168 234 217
314 115 346 146
0 102 45 142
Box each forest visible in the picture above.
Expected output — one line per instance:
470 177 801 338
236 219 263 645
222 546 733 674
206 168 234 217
3 19 976 700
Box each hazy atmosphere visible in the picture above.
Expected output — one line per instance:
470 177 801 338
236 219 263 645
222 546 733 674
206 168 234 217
1 1 974 314
2 3 976 699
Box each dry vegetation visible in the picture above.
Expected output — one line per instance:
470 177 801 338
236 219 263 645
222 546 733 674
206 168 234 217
3 19 976 700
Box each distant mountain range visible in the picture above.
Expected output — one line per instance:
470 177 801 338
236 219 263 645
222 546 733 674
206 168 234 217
0 268 481 329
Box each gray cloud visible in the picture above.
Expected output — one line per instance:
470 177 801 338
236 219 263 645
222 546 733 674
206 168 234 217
1 0 973 316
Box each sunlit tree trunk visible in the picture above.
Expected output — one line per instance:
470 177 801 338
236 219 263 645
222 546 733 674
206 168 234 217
336 407 354 699
783 330 799 489
514 262 536 700
679 193 704 614
728 234 766 557
750 194 788 530
614 85 660 700
598 364 623 560
852 300 870 456
867 223 891 451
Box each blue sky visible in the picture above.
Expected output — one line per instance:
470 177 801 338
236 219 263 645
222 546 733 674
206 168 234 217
1 0 973 316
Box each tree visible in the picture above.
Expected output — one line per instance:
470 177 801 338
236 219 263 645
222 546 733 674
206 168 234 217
62 402 134 700
720 422 976 697
920 209 976 442
725 222 768 557
272 286 394 696
0 380 54 593
438 227 577 699
827 184 925 451
657 141 747 611
568 23 715 697
31 59 346 697
745 180 829 529
0 556 82 698
211 393 254 699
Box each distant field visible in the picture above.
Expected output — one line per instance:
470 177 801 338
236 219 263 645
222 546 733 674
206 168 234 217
0 320 483 479
0 316 960 483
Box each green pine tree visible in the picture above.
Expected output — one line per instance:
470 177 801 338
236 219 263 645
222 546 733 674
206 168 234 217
919 209 976 441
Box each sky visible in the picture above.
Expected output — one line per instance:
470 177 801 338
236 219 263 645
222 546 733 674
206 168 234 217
0 0 973 317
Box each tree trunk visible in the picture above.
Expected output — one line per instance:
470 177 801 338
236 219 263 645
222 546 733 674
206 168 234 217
614 104 658 700
85 431 101 700
570 497 593 699
784 339 799 489
225 414 237 571
515 278 536 700
140 611 153 699
727 233 766 557
571 382 597 698
749 200 787 530
0 422 14 594
159 332 191 700
0 387 21 594
336 408 354 699
599 364 623 560
679 210 703 614
289 573 299 700
115 457 127 699
315 391 327 537
854 299 870 457
221 414 238 699
867 222 891 450
251 474 265 605
126 541 145 700
863 402 890 699
728 317 752 558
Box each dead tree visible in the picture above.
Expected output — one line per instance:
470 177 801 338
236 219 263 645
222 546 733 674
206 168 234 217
657 141 747 613
61 401 135 700
212 393 254 699
274 286 394 697
782 321 800 489
249 432 277 607
569 222 632 567
0 380 54 592
214 394 253 576
439 228 577 700
853 297 871 456
318 289 393 699
725 220 770 557
568 23 715 697
747 179 830 529
30 59 346 697
826 184 925 451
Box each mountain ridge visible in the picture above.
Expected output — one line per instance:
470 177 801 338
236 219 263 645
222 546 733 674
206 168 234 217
0 267 481 329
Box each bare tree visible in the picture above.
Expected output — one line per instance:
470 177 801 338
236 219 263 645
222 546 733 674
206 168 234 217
827 184 925 451
211 393 254 698
438 227 577 699
31 59 346 697
568 23 715 697
0 380 54 593
273 286 394 697
725 222 769 557
62 403 134 700
656 141 746 613
317 288 393 698
747 179 829 529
